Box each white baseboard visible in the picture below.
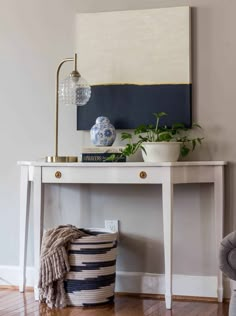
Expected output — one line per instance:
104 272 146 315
0 266 231 298
116 271 231 298
0 265 34 287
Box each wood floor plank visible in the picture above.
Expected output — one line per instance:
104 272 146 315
0 292 35 315
0 290 229 316
6 298 39 316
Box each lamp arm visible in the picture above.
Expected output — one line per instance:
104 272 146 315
46 53 87 163
55 57 74 157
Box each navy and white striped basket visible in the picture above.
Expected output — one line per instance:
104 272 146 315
64 228 118 306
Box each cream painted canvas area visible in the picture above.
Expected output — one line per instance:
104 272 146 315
76 7 191 85
76 7 192 130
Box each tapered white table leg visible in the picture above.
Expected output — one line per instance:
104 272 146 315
33 167 43 300
162 168 173 310
19 166 30 292
214 166 224 302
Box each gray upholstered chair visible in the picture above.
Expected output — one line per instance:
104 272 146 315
219 231 236 315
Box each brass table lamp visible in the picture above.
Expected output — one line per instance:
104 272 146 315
46 53 91 163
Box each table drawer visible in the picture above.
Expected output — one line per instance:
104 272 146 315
42 166 165 184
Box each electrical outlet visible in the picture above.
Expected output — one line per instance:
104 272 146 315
105 220 119 233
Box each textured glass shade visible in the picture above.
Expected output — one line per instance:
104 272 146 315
59 75 91 106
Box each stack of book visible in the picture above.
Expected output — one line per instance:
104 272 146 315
80 147 126 162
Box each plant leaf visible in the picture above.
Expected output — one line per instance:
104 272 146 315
172 122 186 130
158 131 172 141
197 137 204 144
105 154 115 161
153 112 167 119
121 132 132 141
105 154 123 162
138 135 149 141
192 139 196 151
181 146 190 157
135 125 148 134
140 145 147 155
192 123 202 129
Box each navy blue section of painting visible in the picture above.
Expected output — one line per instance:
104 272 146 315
77 84 192 130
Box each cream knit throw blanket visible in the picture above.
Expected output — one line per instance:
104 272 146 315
38 225 87 308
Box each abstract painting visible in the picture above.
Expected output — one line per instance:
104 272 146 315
76 7 191 130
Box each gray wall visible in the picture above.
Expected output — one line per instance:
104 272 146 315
0 0 235 278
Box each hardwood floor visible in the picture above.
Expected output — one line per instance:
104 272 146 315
0 290 229 316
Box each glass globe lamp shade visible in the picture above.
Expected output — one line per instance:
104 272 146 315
59 75 91 106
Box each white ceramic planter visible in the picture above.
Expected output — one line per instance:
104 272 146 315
142 142 181 162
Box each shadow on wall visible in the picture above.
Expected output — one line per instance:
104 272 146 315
117 232 164 273
43 184 92 229
224 163 235 234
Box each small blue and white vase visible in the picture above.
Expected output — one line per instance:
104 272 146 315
90 116 116 146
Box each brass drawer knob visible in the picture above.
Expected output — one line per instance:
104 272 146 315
55 171 62 179
139 171 147 179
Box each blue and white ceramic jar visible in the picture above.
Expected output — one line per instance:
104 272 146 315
90 116 116 146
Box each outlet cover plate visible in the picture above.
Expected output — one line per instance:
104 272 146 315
105 220 119 233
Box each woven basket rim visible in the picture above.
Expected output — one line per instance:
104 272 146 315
80 227 117 235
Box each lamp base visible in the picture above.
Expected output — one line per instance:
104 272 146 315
45 156 78 163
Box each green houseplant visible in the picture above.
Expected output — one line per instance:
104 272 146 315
108 112 203 162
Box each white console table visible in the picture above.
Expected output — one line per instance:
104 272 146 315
18 160 226 309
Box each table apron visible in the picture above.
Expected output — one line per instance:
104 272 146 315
41 166 167 184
